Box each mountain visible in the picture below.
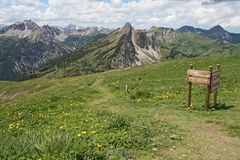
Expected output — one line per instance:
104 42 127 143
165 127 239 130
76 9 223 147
63 23 114 35
0 20 72 80
0 20 40 38
63 24 79 33
99 27 115 34
177 25 240 43
28 23 240 79
1 21 240 80
0 20 107 80
0 24 7 31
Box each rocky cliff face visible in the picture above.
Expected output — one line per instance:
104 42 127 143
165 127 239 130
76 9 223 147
110 23 174 68
110 23 138 68
0 20 40 38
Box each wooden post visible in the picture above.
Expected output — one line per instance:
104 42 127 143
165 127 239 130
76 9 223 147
187 64 193 108
125 85 128 93
213 64 220 106
205 66 213 111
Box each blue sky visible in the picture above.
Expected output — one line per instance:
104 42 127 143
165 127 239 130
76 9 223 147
0 0 240 32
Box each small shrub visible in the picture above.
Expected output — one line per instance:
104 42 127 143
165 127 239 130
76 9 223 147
129 94 136 100
129 90 152 100
135 90 151 98
50 95 60 102
108 115 132 130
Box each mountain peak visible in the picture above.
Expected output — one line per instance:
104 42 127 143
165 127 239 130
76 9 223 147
209 25 225 32
23 19 34 23
42 25 62 37
64 23 78 33
66 23 76 27
177 25 204 34
120 22 133 34
13 19 39 30
123 22 132 28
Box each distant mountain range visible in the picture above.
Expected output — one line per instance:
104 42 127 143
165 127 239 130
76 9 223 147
0 20 240 80
0 20 112 80
177 25 240 43
28 23 240 79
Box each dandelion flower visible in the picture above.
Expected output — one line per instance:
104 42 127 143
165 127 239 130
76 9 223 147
97 144 102 148
77 133 81 137
8 124 14 129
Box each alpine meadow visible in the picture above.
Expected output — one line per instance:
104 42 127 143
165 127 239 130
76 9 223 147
0 0 240 160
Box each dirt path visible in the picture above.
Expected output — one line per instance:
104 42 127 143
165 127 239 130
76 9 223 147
87 79 115 107
162 117 240 160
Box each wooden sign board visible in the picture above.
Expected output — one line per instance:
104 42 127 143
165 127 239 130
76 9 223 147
188 76 210 85
211 77 220 87
211 84 220 92
212 70 221 78
187 64 221 111
187 69 211 78
211 70 221 92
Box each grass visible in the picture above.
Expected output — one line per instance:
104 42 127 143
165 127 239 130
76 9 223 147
0 55 240 159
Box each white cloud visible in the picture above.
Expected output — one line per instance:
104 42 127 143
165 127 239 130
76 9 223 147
112 0 123 7
0 0 239 32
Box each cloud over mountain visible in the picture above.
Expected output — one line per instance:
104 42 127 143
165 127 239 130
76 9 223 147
0 0 240 32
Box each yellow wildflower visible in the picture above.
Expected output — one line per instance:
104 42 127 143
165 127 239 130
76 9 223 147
81 131 87 134
97 144 102 148
77 133 81 137
8 124 14 129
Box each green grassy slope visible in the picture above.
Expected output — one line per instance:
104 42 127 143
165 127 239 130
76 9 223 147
0 56 240 159
166 32 240 57
149 30 240 59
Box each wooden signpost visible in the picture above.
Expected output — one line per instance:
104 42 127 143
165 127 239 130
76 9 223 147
187 64 221 111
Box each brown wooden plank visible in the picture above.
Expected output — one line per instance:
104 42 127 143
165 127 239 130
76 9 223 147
205 66 213 111
187 69 211 78
188 76 210 85
187 64 193 108
212 74 220 81
213 64 220 106
212 70 221 78
211 84 220 92
211 77 220 86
